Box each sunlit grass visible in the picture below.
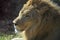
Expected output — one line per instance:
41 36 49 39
0 32 14 40
0 33 22 40
0 35 13 40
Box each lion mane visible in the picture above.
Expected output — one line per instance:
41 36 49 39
13 0 60 40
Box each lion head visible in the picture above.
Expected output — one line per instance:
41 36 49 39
13 0 52 32
13 0 60 40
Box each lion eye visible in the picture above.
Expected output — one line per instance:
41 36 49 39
26 15 29 17
25 14 30 17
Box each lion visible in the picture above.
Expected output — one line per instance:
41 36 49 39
13 0 60 40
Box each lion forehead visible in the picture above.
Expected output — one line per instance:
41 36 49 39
20 5 34 14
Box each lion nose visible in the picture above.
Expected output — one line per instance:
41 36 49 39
13 17 20 25
13 20 18 33
13 20 18 25
13 19 16 24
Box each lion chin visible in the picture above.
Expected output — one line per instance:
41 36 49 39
14 24 19 33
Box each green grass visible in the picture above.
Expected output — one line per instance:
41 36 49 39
0 33 15 40
0 35 13 40
0 33 22 40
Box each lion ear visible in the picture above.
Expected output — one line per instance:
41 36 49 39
25 0 32 6
26 0 41 6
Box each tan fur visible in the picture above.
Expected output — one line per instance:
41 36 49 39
13 0 60 40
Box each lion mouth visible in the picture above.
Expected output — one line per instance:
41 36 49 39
14 24 25 33
14 24 20 33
